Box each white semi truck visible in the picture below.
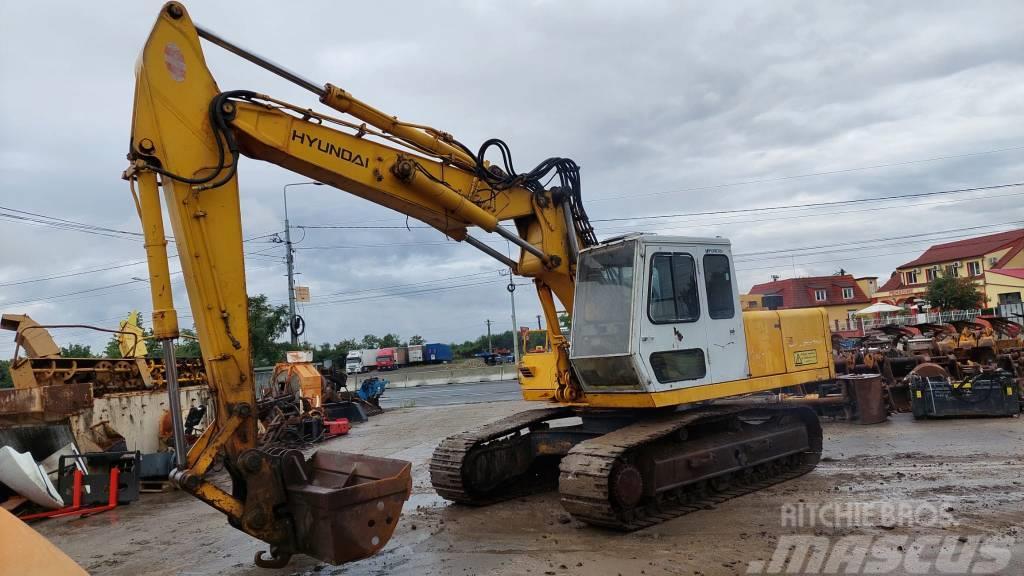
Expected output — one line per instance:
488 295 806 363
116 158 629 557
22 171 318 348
345 349 379 374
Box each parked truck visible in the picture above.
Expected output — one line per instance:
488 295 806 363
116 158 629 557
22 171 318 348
376 347 408 371
407 344 424 364
423 343 453 364
345 349 379 374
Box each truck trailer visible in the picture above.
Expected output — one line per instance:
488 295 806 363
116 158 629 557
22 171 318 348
423 343 453 364
376 347 408 371
407 344 424 364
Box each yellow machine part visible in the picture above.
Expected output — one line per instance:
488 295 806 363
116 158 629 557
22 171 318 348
0 314 60 360
271 362 324 406
583 308 835 409
117 310 149 358
0 508 89 575
752 308 833 375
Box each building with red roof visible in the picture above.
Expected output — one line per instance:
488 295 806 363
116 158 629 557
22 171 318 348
744 274 873 332
873 228 1024 307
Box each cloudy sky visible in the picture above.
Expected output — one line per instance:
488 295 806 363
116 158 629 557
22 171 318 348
2 1 1023 357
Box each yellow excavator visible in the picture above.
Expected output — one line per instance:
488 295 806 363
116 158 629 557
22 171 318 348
126 2 834 568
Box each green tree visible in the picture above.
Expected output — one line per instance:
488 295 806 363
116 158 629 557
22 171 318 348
102 312 147 358
176 328 202 357
0 359 12 389
359 334 381 349
310 337 358 366
407 335 425 346
60 343 95 358
249 294 290 367
103 336 123 358
558 312 572 333
379 333 402 348
451 330 514 358
145 328 199 359
925 276 983 310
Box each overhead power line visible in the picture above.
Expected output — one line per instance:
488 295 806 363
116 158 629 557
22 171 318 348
313 268 505 300
587 144 1024 203
0 205 149 240
292 180 1024 240
297 224 432 230
592 181 1024 223
0 229 283 287
0 260 148 288
732 220 1024 259
1 253 282 308
595 188 1024 235
303 279 507 308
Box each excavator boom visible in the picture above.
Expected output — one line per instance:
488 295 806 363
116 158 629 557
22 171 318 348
127 1 595 566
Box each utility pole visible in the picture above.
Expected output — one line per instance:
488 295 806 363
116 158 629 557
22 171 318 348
536 314 542 330
284 203 297 346
486 319 492 353
509 273 519 365
282 181 322 346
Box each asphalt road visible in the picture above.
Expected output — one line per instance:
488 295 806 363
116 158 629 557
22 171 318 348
380 378 522 408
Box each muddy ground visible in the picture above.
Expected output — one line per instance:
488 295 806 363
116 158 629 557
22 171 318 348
35 401 1024 575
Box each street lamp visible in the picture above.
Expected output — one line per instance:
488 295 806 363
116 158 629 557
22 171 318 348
282 181 323 345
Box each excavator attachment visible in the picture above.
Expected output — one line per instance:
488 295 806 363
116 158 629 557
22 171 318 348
284 452 412 565
246 449 412 568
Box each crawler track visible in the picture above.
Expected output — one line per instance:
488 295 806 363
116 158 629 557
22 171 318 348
429 406 575 505
559 405 822 530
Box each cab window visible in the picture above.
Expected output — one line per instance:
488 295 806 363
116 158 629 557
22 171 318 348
703 254 735 319
650 349 706 383
648 253 699 323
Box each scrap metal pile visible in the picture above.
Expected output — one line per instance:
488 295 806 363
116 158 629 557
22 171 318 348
0 313 208 405
831 316 1024 418
257 361 388 449
766 316 1024 423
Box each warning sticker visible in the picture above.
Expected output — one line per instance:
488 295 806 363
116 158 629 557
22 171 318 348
793 349 818 366
164 42 186 82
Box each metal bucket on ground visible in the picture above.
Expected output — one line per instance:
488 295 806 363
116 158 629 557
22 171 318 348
284 451 412 564
839 374 888 425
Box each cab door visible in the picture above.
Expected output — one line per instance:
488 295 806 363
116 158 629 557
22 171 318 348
701 249 748 382
637 247 712 391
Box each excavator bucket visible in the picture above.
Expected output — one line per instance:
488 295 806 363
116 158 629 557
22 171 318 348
285 451 412 564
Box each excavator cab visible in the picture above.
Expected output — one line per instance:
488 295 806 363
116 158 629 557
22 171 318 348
570 234 748 394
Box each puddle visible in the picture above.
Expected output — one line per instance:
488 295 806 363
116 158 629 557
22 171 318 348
405 490 449 510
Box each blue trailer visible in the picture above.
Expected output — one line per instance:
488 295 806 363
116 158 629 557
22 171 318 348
423 343 453 364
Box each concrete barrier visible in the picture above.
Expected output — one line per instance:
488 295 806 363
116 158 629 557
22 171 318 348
352 365 515 389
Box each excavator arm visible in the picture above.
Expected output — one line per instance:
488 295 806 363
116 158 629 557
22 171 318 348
125 2 592 567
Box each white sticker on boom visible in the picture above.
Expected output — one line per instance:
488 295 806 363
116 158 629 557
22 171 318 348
164 42 186 82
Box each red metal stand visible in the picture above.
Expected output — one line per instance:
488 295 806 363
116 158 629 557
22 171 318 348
19 467 121 521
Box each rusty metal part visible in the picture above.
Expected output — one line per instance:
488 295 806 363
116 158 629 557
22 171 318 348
285 450 412 564
0 382 92 423
978 316 1022 339
0 314 60 358
2 316 206 394
840 374 888 424
909 362 951 380
558 405 821 530
11 356 207 396
234 446 412 565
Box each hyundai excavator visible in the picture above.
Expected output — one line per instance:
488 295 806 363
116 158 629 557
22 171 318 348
126 2 834 568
